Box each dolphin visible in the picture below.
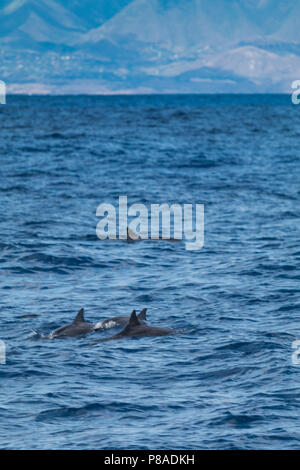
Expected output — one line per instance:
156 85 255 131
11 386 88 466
126 227 180 243
126 227 140 242
91 310 175 344
48 308 94 339
94 308 147 330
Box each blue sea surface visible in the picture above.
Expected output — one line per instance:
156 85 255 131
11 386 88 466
0 94 299 449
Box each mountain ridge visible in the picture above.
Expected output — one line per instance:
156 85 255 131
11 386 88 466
1 0 299 93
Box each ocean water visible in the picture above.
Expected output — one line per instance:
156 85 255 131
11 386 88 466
0 94 299 450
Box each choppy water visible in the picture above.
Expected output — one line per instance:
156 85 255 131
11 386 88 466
0 94 299 449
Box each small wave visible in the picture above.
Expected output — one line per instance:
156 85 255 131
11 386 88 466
20 253 95 267
216 340 280 354
35 402 160 423
20 314 39 319
26 330 39 338
211 411 264 428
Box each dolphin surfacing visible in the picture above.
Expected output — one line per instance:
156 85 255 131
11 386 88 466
91 310 175 344
94 308 147 330
48 308 95 339
126 227 180 243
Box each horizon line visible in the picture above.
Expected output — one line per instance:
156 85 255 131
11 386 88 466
5 92 292 97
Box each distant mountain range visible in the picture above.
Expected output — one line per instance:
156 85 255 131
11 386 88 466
1 0 300 94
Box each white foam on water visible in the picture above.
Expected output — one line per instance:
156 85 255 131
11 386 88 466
94 320 117 330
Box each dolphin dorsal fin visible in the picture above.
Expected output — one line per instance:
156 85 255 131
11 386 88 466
128 310 140 327
127 227 139 241
119 310 141 337
73 308 85 324
137 308 147 322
